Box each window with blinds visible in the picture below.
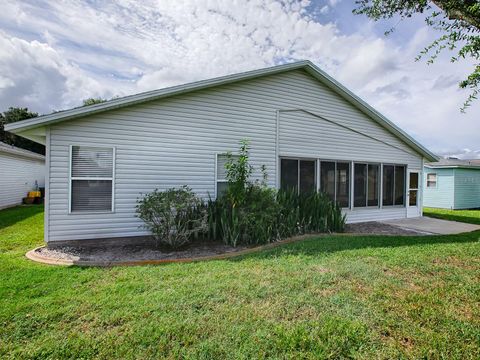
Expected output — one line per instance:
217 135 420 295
70 146 114 212
216 154 239 198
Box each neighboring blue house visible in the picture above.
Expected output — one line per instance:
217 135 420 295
424 159 480 209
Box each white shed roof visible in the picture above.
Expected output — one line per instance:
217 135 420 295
0 141 45 161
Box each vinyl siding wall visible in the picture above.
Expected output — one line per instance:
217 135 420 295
0 152 45 209
423 168 455 209
47 69 424 242
454 169 480 209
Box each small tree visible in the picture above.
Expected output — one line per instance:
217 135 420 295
136 186 207 248
224 139 253 206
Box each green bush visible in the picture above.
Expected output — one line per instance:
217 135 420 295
136 186 207 248
136 141 346 248
207 185 280 247
207 140 280 246
206 139 346 246
277 190 346 237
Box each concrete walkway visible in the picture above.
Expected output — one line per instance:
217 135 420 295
382 217 480 235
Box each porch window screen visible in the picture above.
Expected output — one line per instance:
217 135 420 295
319 161 350 208
70 146 114 212
382 164 405 206
280 158 316 194
353 163 379 208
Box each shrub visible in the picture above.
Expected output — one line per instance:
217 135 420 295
210 185 280 247
223 139 254 206
136 186 207 248
136 140 346 249
207 139 346 246
277 190 346 237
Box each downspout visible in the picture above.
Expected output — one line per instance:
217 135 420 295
275 110 280 189
44 127 50 244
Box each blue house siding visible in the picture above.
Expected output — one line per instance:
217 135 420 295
423 168 455 209
454 169 480 209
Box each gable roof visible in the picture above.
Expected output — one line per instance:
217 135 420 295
5 60 437 161
0 141 45 161
426 158 480 170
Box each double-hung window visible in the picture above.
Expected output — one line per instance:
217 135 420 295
216 154 239 198
426 173 437 188
382 164 405 206
280 158 316 193
353 163 380 207
70 146 114 212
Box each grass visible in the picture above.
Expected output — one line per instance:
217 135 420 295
1 205 479 359
424 207 480 225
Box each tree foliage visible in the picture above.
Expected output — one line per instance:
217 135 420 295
0 98 109 155
0 107 44 154
82 97 108 106
354 0 480 111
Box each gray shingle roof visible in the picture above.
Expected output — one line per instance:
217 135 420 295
426 158 480 169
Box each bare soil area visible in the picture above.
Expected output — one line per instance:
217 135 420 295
35 242 249 263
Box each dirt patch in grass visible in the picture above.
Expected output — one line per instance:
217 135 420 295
35 242 250 263
432 256 477 270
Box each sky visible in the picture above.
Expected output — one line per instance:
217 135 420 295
0 0 478 159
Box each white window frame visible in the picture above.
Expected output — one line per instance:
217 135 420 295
426 173 437 188
68 145 116 214
215 153 240 199
408 171 420 207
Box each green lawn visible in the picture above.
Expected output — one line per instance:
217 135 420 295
1 206 479 359
424 207 480 225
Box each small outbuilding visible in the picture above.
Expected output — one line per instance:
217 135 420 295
424 159 480 209
0 142 45 209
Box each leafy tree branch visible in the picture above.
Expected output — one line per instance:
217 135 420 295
354 0 480 111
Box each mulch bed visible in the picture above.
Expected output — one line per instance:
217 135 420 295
34 242 250 263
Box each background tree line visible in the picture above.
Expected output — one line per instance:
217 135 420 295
0 98 107 155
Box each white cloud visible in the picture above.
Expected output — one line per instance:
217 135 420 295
0 31 139 113
0 0 477 156
319 6 329 14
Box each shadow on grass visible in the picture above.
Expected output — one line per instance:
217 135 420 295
0 205 44 230
229 230 480 261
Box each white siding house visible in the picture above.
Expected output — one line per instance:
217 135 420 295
0 142 45 209
5 61 437 246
